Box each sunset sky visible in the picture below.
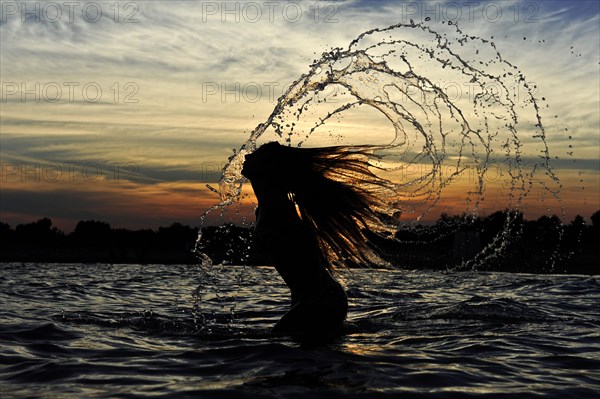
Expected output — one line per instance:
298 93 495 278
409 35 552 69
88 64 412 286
1 0 598 232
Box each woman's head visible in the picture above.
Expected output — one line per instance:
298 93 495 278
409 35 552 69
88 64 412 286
241 142 289 182
242 142 397 269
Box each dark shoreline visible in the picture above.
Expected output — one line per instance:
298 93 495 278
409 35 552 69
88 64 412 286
2 211 599 275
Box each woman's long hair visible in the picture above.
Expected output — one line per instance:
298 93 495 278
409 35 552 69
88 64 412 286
267 143 397 270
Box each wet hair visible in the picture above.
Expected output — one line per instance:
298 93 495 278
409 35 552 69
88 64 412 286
246 142 396 269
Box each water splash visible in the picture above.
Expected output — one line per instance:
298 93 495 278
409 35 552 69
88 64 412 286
200 20 563 270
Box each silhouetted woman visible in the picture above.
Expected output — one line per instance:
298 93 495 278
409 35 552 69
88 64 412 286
241 142 394 334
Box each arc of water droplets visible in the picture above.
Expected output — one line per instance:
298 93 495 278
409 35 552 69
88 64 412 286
199 20 563 269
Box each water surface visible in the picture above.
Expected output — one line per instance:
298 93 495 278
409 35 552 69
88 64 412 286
1 263 599 398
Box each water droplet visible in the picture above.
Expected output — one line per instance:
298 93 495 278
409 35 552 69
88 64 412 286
204 21 563 272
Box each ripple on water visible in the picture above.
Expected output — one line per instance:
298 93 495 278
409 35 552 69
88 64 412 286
1 267 599 399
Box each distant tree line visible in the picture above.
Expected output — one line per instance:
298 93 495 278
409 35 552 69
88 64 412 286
1 210 598 274
374 210 600 275
0 219 199 264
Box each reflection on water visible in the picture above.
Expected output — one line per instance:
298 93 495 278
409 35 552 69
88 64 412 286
1 263 599 398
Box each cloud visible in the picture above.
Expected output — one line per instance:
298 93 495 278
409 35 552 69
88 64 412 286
1 0 598 228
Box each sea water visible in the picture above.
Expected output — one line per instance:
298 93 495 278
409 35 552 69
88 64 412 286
1 262 599 398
